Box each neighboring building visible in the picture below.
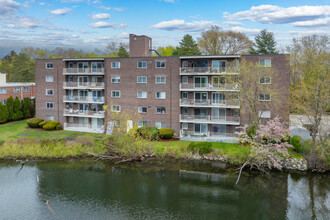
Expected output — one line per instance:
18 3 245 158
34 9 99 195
0 73 35 105
35 34 290 142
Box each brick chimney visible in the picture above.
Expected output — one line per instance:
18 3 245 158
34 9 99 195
129 34 152 57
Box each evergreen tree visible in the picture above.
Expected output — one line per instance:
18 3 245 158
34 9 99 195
0 102 9 123
13 97 23 120
117 46 129 57
250 29 277 54
6 96 14 121
173 34 201 56
21 98 31 118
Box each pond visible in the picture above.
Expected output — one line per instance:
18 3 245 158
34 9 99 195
0 159 329 219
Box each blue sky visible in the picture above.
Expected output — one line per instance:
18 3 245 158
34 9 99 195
0 0 329 56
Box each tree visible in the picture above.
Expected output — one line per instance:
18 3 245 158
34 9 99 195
13 97 23 120
172 34 200 56
6 96 14 121
117 45 129 57
236 117 293 184
21 98 32 118
156 46 175 56
289 35 329 168
0 102 9 123
250 29 277 54
198 25 252 55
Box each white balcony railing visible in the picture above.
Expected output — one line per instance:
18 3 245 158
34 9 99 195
63 82 105 89
180 114 240 124
63 68 104 75
64 123 105 133
63 95 105 103
63 109 105 118
180 67 239 75
180 83 239 91
180 99 240 107
180 130 239 138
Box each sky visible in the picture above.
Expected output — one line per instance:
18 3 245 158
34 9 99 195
0 0 329 56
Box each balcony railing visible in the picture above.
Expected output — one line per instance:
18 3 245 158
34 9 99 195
180 99 240 107
64 123 105 133
180 130 239 138
180 67 239 75
63 82 105 89
180 83 239 91
63 109 105 118
63 95 105 103
180 114 240 124
63 68 104 75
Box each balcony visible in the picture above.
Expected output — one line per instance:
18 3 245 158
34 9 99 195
63 95 105 104
63 68 104 75
180 67 239 75
180 83 239 91
180 130 239 143
180 114 240 125
63 109 105 118
180 99 240 108
63 82 105 89
64 123 105 133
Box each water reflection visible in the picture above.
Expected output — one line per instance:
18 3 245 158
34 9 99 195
0 160 329 219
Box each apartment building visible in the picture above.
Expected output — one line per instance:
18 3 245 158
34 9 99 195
0 73 35 105
35 34 290 142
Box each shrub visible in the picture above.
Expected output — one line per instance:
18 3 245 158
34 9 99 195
188 142 212 154
137 126 151 138
0 102 9 123
43 121 59 131
0 140 4 146
74 136 95 146
147 127 159 140
39 120 50 128
27 118 44 128
129 127 140 137
247 122 257 138
55 124 62 130
159 128 174 139
291 135 303 153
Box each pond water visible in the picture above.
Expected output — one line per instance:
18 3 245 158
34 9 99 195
0 159 329 219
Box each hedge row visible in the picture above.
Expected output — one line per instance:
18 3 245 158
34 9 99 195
0 97 35 124
130 127 174 140
27 118 61 131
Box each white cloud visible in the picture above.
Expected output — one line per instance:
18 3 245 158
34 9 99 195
0 0 21 18
5 17 42 29
223 5 330 24
90 13 111 20
99 6 110 10
61 0 83 3
289 30 330 37
292 17 330 28
226 27 261 35
152 19 215 32
223 21 243 26
88 21 127 29
50 8 71 15
38 2 45 6
161 0 175 3
113 7 125 12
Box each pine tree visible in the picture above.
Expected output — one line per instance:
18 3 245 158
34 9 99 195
13 97 23 120
21 98 31 118
173 34 201 56
0 102 9 123
6 96 14 121
251 29 277 54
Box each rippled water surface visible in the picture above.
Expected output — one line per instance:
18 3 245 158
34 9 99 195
0 160 329 219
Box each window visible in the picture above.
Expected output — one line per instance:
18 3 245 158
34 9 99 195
182 123 188 130
182 76 188 84
111 77 120 83
259 59 271 67
156 107 166 114
46 89 54 96
137 91 147 98
14 87 20 93
111 62 120 69
111 91 120 98
46 115 54 121
1 100 6 105
137 76 147 83
23 87 29 92
68 62 73 69
156 92 166 99
138 106 147 113
0 88 6 94
46 102 54 109
233 110 240 117
155 76 166 84
155 122 166 129
137 61 147 68
112 105 121 112
259 111 271 119
182 61 188 67
46 76 54 82
182 92 188 99
156 61 166 68
68 116 74 123
259 93 271 101
259 76 271 84
137 121 147 127
46 62 53 69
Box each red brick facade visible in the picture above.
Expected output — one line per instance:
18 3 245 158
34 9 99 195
0 83 35 104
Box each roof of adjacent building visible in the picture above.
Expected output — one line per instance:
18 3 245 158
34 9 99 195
0 83 35 88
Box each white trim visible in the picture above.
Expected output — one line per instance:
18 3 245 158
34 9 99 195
180 55 240 59
46 102 54 109
111 62 120 69
46 62 54 69
156 106 166 114
155 61 166 68
137 61 147 68
156 92 166 99
155 76 166 84
259 93 271 101
111 76 120 83
13 87 20 93
111 105 121 112
182 76 188 84
46 76 54 82
138 106 147 113
137 76 147 83
259 76 271 84
63 58 104 61
46 89 54 96
111 90 121 98
137 91 147 98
